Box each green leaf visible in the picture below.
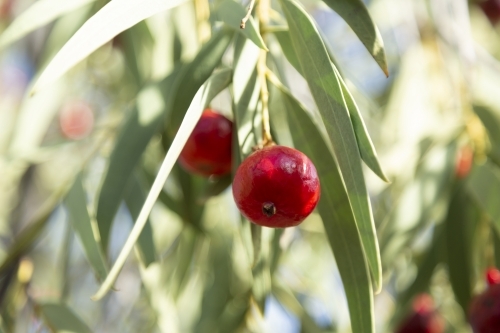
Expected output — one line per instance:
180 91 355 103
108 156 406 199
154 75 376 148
124 173 157 267
96 83 166 252
197 175 232 204
279 0 382 292
232 36 262 158
31 0 188 93
392 226 445 326
320 0 388 76
473 104 500 165
270 82 374 333
444 186 478 316
40 303 91 333
64 175 108 281
334 67 389 182
166 29 234 139
467 162 500 235
0 0 97 48
215 0 268 51
92 69 234 301
273 28 388 182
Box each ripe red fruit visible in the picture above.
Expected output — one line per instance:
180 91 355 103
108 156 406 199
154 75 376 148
59 101 94 140
479 0 500 25
232 145 320 228
469 268 500 333
487 267 500 286
396 294 445 333
455 146 473 179
179 109 233 177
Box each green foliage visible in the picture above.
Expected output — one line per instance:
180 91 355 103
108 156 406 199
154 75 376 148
1 0 500 331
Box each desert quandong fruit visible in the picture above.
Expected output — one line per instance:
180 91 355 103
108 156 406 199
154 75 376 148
469 268 500 333
179 109 233 177
396 294 445 333
232 145 320 228
59 101 94 140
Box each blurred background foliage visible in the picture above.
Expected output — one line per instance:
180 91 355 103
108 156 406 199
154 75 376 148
0 0 500 332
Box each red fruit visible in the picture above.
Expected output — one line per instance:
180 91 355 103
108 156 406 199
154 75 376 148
59 101 94 140
469 284 500 332
396 294 445 333
487 267 500 286
455 146 473 179
232 145 320 228
479 0 500 25
179 109 233 177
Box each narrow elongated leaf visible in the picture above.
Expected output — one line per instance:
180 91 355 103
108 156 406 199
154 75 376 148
270 82 374 333
274 29 388 182
215 0 268 51
444 186 478 316
279 0 382 292
473 104 500 165
392 226 444 327
92 69 233 300
166 29 234 138
31 0 188 93
124 174 157 267
467 162 500 234
321 0 388 76
65 175 108 280
96 84 166 251
0 0 96 48
40 303 91 333
334 67 389 182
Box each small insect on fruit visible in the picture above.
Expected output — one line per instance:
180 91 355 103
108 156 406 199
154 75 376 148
469 267 500 333
179 109 233 177
59 101 94 140
232 145 320 228
395 294 445 333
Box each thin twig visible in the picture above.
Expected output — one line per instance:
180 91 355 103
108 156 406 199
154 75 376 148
240 0 256 29
257 50 272 145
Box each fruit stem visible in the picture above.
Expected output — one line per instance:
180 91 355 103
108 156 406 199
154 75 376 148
257 51 272 145
240 0 256 29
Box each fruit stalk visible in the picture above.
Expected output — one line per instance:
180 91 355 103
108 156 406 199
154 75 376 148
257 0 272 145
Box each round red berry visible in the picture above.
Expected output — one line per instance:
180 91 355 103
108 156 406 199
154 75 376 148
469 283 500 333
232 145 320 228
479 0 500 25
455 146 473 179
487 267 500 286
59 101 94 140
396 294 444 333
179 109 233 177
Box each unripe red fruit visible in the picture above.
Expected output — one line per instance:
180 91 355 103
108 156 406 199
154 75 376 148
479 0 500 25
232 145 320 228
179 109 233 177
455 146 473 179
396 294 445 333
59 101 94 140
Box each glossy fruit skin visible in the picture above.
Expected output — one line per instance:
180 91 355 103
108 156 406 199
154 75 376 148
179 109 233 177
469 284 500 332
396 294 444 333
232 145 320 228
59 101 94 140
479 0 500 25
469 268 500 333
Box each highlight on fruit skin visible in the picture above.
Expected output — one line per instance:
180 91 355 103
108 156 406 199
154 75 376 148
395 294 445 333
58 100 94 140
232 145 320 228
469 267 500 333
178 108 233 177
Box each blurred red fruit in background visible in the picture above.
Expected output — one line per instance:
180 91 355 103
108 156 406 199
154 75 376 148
59 101 94 140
